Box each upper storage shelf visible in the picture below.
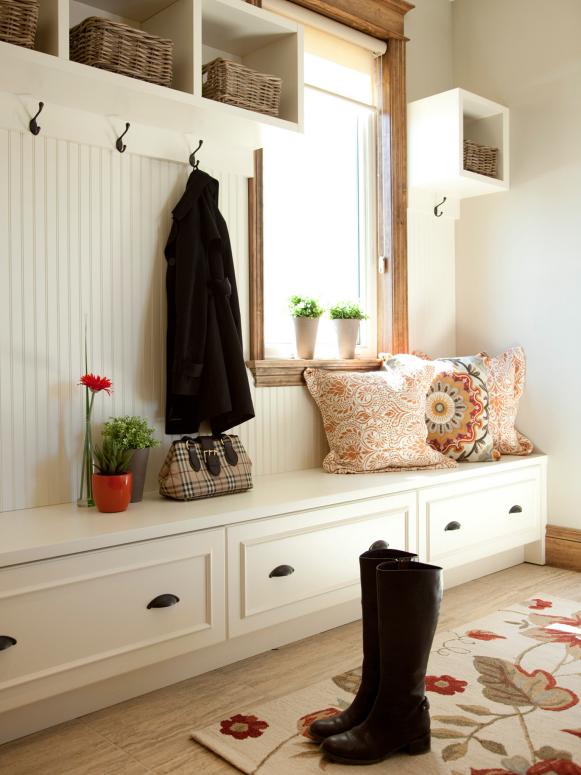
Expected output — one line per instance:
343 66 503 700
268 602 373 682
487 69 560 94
0 0 303 143
408 88 509 199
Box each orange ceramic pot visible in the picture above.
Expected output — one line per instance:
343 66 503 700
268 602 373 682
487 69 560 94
92 473 132 513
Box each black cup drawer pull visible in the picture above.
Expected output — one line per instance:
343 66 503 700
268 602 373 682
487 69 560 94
369 540 389 551
445 521 461 531
509 505 523 514
147 593 180 609
0 635 17 651
269 564 295 578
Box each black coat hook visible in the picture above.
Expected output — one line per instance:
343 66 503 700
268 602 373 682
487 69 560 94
189 139 203 169
116 122 130 153
29 102 44 136
434 196 447 217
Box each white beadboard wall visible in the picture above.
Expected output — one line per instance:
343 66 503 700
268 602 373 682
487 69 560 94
0 124 326 513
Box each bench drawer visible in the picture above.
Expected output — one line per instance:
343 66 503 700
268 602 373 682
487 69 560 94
227 492 416 637
0 529 225 710
421 470 541 569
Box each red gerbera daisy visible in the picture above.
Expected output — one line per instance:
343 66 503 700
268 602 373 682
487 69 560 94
425 674 468 695
79 373 112 394
219 714 268 740
466 629 507 641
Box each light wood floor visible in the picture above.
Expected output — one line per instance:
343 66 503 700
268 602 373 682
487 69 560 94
1 563 579 774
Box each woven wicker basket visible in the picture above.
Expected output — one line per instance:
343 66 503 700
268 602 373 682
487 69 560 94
0 0 39 49
464 139 498 178
203 58 281 117
70 17 173 88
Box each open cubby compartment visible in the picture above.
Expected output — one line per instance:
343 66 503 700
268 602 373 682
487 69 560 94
198 0 303 126
408 88 509 199
34 0 68 56
68 0 196 93
461 91 509 185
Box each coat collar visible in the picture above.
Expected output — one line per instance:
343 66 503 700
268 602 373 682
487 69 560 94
173 169 219 220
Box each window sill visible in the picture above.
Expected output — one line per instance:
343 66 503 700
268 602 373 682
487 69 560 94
246 358 383 387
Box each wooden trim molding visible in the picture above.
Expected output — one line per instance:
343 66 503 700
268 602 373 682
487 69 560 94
546 525 581 571
377 39 409 354
247 358 382 387
248 149 264 361
289 0 414 40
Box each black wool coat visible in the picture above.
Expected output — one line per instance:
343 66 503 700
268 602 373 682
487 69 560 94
164 169 255 435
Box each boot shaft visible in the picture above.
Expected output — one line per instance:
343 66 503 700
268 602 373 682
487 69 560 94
375 560 443 706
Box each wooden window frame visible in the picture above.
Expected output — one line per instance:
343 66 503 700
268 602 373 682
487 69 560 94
246 0 413 387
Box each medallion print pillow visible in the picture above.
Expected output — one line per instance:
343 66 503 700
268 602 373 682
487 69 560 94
481 346 534 456
385 354 497 462
304 365 456 474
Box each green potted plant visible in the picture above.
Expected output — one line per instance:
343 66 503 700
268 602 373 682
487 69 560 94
329 302 368 359
289 295 324 359
102 416 160 503
92 439 134 513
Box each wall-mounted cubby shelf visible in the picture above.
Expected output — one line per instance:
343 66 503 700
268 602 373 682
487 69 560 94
408 88 509 199
0 0 303 145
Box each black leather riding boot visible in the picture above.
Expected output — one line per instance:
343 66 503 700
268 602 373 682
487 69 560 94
321 559 443 765
308 549 417 743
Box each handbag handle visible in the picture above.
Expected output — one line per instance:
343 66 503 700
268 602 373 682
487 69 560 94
219 435 238 466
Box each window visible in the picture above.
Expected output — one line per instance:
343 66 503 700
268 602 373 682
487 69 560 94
247 0 411 386
262 23 381 359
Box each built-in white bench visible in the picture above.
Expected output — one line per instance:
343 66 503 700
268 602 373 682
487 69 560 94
0 453 547 743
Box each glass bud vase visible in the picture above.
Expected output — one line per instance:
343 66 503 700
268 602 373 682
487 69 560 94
77 414 95 508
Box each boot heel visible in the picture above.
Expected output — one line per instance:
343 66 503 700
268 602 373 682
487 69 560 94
406 733 431 755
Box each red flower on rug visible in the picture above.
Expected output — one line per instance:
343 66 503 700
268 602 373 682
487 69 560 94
466 629 507 641
219 714 269 740
79 373 113 394
426 674 468 695
529 598 553 610
527 761 581 775
297 708 341 739
523 611 581 659
471 766 581 775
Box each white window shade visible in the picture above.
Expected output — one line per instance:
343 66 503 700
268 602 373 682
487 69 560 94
263 0 384 105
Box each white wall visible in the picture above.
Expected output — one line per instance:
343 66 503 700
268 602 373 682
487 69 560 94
405 0 457 357
453 0 581 527
0 98 326 512
406 0 453 104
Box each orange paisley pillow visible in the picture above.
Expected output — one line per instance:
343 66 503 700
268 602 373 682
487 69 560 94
304 365 456 474
480 346 534 456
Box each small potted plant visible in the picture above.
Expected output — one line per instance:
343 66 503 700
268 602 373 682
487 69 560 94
92 438 134 513
289 295 324 359
102 416 160 503
329 302 368 359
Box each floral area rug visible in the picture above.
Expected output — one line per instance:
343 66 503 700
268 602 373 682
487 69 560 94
192 594 581 775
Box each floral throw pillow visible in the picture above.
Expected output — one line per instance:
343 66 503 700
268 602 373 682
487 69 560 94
304 364 456 474
384 354 497 463
481 346 534 456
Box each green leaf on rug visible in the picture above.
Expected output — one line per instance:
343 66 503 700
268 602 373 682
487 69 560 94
477 738 507 755
535 745 572 761
432 729 467 740
442 741 468 761
457 704 495 716
433 715 479 727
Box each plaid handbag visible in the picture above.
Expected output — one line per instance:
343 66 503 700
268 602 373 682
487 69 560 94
159 435 252 501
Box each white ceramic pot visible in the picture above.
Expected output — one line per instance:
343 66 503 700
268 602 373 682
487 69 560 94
293 317 320 359
334 319 360 359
